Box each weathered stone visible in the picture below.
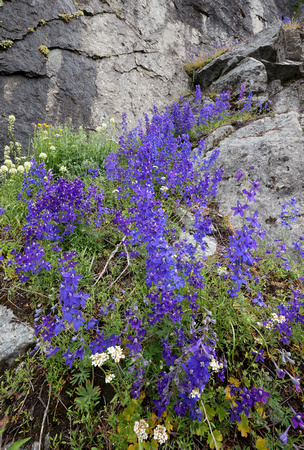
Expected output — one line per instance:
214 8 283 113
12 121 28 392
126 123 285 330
178 232 217 259
270 82 301 113
0 0 294 159
209 57 268 96
202 111 304 254
284 28 302 61
0 305 36 372
261 59 303 83
195 22 286 90
204 125 235 152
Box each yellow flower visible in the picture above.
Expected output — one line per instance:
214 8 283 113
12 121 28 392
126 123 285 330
49 142 52 145
38 123 41 127
59 129 62 132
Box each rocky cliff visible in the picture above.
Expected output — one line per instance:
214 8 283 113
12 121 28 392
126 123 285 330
0 0 293 157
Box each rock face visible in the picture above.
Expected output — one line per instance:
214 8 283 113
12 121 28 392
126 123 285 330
0 0 293 159
200 112 304 255
195 23 304 97
191 21 304 253
0 305 36 372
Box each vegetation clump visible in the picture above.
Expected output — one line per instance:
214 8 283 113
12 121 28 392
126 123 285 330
0 39 13 50
0 87 303 449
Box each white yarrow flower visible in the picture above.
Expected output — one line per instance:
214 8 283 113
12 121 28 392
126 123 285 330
134 419 149 442
90 352 109 367
210 357 223 372
153 425 168 444
160 186 169 192
9 168 17 175
39 152 47 160
17 165 25 173
107 346 125 362
105 373 115 383
189 387 200 399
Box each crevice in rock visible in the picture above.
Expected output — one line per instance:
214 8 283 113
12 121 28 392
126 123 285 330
191 5 210 18
0 69 47 78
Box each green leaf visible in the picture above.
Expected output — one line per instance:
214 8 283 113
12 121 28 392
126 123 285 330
9 438 31 450
255 436 269 450
237 414 250 437
207 430 223 449
216 406 226 422
75 380 100 412
205 404 216 421
194 421 208 436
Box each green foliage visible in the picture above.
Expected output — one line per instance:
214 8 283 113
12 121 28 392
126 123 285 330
0 39 13 49
8 437 31 450
38 44 50 56
74 380 101 412
31 121 118 178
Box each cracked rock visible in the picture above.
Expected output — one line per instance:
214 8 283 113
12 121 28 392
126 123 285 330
0 305 36 373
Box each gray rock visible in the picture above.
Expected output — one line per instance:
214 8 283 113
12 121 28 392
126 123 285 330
0 305 36 372
175 207 196 231
195 22 285 90
261 59 303 83
209 57 268 96
284 28 302 61
0 0 294 159
202 111 304 253
204 125 235 152
178 232 217 259
270 82 301 113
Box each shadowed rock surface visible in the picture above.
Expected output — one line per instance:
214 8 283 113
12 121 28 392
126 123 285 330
0 0 293 159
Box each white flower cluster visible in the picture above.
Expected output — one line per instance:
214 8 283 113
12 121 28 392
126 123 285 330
39 152 47 160
153 425 168 444
265 313 286 329
134 419 149 442
210 357 224 372
90 346 125 367
189 387 200 399
0 150 32 177
105 373 115 383
217 266 228 276
160 186 169 192
107 345 125 362
90 352 109 367
59 165 67 173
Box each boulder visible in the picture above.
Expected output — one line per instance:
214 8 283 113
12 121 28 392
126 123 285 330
209 57 268 96
0 305 36 372
261 59 303 83
200 111 304 254
194 22 286 90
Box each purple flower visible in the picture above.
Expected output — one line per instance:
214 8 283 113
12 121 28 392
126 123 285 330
231 201 248 217
252 349 264 362
252 292 266 307
251 386 271 405
279 425 290 444
291 412 304 429
235 170 244 181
